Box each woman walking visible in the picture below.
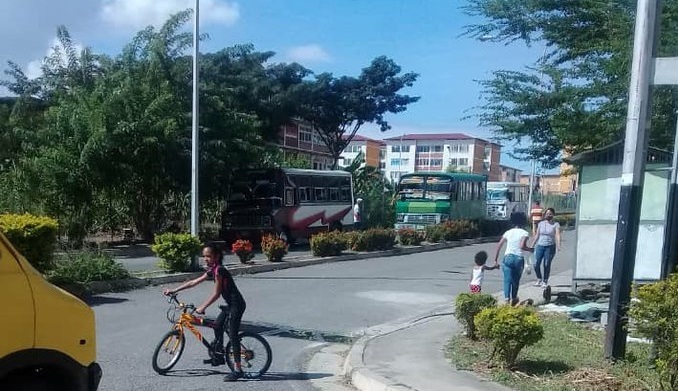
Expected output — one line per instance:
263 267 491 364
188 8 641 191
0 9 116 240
532 207 562 288
493 212 534 306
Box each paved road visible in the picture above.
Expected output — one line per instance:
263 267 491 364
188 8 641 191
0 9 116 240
94 232 574 390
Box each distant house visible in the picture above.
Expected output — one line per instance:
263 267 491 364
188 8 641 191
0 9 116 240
338 135 386 170
381 133 501 182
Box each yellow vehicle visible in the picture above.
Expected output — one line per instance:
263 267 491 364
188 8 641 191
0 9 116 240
0 232 102 391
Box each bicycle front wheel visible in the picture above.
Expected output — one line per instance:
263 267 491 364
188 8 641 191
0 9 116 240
152 329 185 374
225 331 272 378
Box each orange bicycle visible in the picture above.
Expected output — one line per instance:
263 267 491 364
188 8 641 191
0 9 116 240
151 293 272 378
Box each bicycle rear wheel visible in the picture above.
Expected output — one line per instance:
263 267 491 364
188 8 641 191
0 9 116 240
152 329 185 374
224 331 272 378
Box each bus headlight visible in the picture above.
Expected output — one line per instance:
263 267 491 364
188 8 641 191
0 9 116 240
396 213 405 222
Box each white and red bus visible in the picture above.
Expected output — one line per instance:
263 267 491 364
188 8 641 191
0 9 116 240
219 168 355 245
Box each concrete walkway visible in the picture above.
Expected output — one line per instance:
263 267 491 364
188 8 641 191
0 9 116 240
344 270 573 391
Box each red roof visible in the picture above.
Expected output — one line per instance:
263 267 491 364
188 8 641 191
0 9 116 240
382 133 474 141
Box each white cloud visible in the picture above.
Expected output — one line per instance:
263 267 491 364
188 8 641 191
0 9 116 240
285 44 331 64
101 0 239 30
24 37 85 80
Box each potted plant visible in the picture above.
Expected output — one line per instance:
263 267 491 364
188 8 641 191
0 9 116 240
261 234 288 262
231 239 254 264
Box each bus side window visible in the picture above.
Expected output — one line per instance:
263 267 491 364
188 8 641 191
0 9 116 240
450 183 458 201
329 188 339 201
340 187 351 202
285 188 295 206
299 187 309 202
314 188 327 202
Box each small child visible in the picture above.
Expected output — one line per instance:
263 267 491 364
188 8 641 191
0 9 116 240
469 251 498 293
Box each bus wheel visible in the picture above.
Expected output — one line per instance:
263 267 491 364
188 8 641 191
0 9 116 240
329 222 343 232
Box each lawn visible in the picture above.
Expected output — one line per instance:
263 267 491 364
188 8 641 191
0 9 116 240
447 313 661 391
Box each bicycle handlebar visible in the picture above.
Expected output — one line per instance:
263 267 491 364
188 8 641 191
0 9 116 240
165 293 197 314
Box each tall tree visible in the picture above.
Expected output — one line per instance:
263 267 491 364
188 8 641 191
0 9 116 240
298 56 419 168
463 0 678 167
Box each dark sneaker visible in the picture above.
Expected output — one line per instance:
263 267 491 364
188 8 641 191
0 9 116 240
224 370 244 382
203 355 225 366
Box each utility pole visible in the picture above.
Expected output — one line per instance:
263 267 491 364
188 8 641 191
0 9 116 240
604 0 662 360
190 0 200 269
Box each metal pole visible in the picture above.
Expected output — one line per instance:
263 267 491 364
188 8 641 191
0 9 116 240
190 0 200 240
527 159 535 223
399 134 403 180
661 112 678 279
604 0 660 360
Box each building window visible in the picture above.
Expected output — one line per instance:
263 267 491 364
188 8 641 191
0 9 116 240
484 146 492 160
416 145 430 153
449 158 458 166
379 162 385 169
416 158 429 166
392 158 409 166
458 158 468 167
299 125 312 143
432 145 443 152
344 158 353 166
392 145 410 153
379 149 385 159
430 159 442 167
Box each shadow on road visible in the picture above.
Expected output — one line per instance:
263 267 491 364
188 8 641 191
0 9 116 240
159 369 331 381
86 296 129 306
255 371 332 381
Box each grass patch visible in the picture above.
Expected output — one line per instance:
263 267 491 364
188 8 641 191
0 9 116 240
447 313 661 391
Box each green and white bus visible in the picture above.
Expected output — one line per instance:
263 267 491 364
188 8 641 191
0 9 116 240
394 172 487 230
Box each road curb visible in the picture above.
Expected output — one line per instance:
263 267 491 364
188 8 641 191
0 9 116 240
85 236 501 295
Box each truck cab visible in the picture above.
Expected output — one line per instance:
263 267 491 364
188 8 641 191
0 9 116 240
0 232 102 391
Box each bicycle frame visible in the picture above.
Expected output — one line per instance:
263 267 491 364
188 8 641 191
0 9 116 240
167 295 226 353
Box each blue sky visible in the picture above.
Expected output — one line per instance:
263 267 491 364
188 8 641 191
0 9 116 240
1 0 548 173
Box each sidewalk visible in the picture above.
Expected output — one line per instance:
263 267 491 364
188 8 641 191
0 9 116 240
344 270 573 391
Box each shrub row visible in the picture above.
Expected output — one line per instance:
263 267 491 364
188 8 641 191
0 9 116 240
311 219 514 257
554 213 576 227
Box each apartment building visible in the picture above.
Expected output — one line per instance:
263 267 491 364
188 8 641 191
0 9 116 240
381 133 501 182
338 135 386 169
277 119 334 170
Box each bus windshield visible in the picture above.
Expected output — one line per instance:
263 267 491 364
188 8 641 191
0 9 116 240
487 188 509 201
398 176 451 200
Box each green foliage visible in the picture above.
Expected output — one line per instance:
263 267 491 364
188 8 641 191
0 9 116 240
343 153 396 229
151 233 202 273
455 293 497 340
47 251 130 286
553 213 576 228
310 231 347 257
397 228 424 246
475 305 544 368
298 56 420 168
351 228 396 251
441 220 479 241
0 213 59 272
425 224 446 243
629 273 678 390
462 0 678 167
261 234 288 262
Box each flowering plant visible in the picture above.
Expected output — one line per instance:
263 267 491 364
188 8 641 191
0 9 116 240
231 239 254 264
261 234 288 262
